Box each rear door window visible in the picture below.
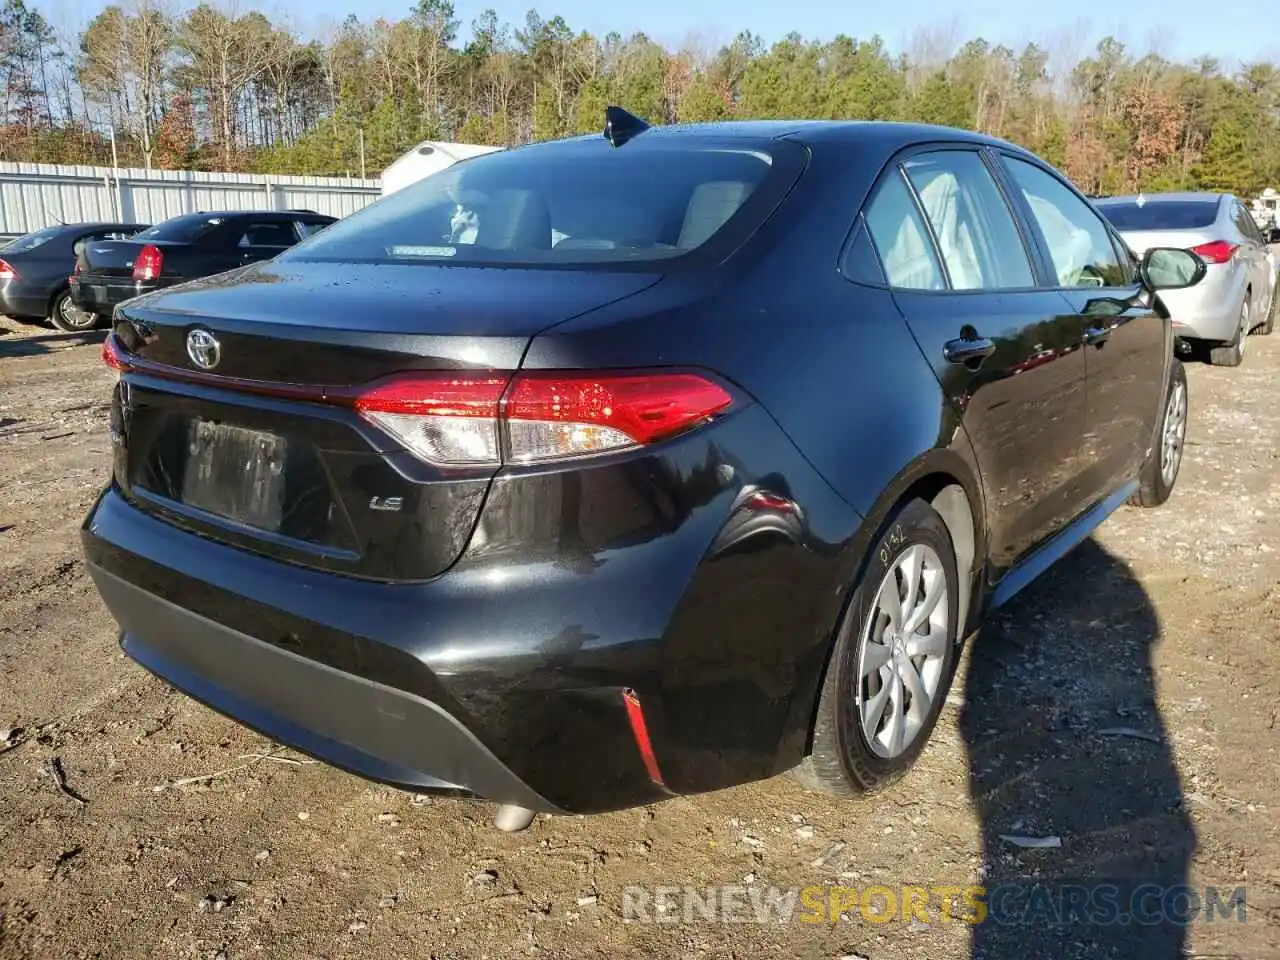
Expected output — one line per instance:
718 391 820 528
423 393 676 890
1233 202 1263 243
901 150 1035 290
236 221 300 251
294 219 331 239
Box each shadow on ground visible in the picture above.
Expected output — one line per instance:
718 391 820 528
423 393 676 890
0 328 105 358
962 537 1197 959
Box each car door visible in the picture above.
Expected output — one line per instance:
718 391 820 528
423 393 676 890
232 219 300 266
863 146 1090 570
1232 200 1275 318
997 155 1166 506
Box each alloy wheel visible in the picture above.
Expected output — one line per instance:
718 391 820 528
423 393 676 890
1160 378 1187 487
856 544 950 759
57 295 95 331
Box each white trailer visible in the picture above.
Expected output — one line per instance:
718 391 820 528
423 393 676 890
380 140 503 197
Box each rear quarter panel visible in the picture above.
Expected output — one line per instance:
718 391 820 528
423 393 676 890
521 140 992 775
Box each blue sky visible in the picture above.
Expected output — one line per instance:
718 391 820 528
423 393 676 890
34 0 1276 68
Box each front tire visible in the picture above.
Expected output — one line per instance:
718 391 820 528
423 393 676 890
1130 359 1187 508
794 498 960 796
48 289 99 333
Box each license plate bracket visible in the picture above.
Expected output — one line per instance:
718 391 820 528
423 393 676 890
181 420 287 531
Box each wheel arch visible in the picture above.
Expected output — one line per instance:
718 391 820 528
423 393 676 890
786 448 989 767
46 280 70 313
851 449 988 638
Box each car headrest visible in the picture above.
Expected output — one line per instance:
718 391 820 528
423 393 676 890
678 181 753 249
477 190 552 251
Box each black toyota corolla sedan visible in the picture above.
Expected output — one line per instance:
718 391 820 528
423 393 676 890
83 111 1204 830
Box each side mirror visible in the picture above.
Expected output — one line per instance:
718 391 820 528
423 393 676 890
1139 247 1206 291
1267 226 1280 244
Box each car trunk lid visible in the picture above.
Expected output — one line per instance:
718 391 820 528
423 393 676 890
78 239 184 279
107 259 662 581
1116 228 1220 258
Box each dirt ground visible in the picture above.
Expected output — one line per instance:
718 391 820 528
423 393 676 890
0 316 1277 960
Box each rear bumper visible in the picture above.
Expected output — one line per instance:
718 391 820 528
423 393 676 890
70 276 162 314
0 280 50 318
1158 265 1244 342
81 401 862 813
91 561 556 810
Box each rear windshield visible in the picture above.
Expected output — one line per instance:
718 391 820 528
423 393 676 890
135 215 227 243
5 225 63 253
1096 200 1219 231
284 138 804 267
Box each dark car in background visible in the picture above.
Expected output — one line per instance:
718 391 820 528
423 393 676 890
0 222 146 330
84 114 1205 830
70 210 335 321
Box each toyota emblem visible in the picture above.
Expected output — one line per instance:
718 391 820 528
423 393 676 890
186 329 221 370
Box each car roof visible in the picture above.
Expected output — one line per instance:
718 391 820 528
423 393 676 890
1094 192 1227 205
521 119 1032 158
178 210 332 220
37 222 146 234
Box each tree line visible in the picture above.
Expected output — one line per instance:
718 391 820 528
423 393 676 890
1 0 1277 197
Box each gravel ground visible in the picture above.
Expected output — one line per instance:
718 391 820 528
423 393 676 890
0 316 1277 960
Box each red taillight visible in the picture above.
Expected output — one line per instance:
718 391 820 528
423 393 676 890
0 258 16 280
352 370 733 467
505 372 733 461
73 260 82 276
1189 240 1237 264
132 244 163 281
743 490 796 513
102 333 129 371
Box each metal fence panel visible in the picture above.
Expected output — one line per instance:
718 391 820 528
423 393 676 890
0 162 380 238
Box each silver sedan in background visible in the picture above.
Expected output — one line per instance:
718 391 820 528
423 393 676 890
1095 192 1277 366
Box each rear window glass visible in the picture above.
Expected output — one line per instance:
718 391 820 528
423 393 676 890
284 138 803 267
135 215 227 243
1095 200 1218 231
5 225 63 253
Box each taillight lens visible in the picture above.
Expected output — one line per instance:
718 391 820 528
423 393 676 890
0 258 16 280
354 370 733 467
133 244 163 281
102 333 129 371
355 374 510 466
505 372 733 463
73 260 82 276
1189 240 1237 264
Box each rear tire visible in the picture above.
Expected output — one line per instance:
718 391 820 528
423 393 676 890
1130 359 1187 508
1208 294 1249 366
793 498 959 797
48 289 99 333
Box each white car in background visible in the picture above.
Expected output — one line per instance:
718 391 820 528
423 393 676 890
1095 192 1277 366
380 140 503 197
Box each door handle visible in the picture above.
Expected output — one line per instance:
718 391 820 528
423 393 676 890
943 337 996 365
